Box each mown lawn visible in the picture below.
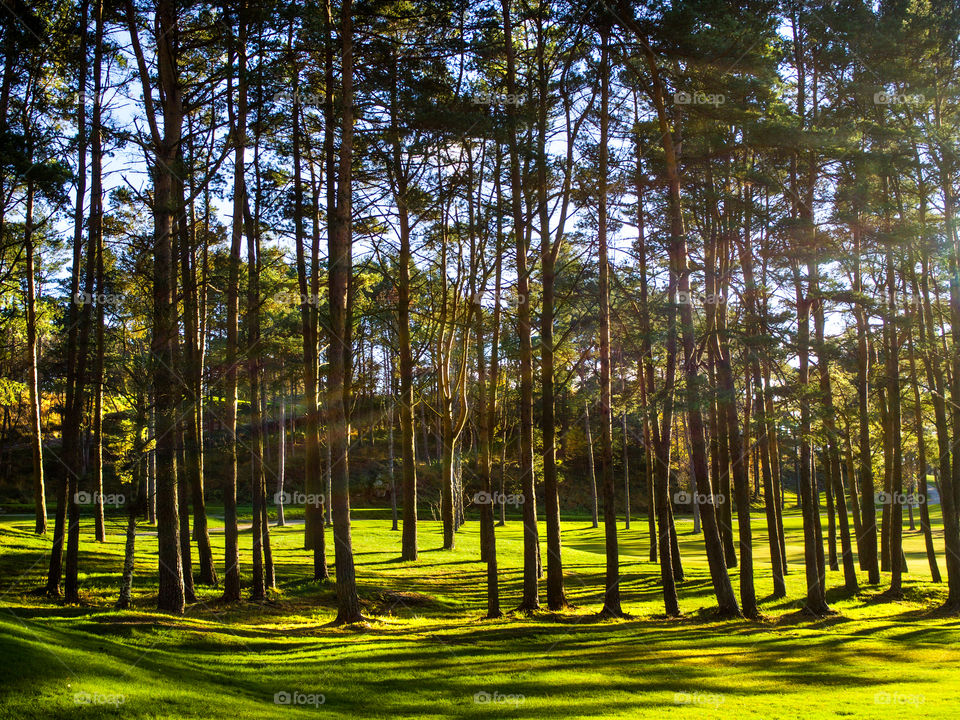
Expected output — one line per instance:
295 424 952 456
0 504 957 718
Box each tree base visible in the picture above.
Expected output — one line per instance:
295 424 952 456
598 604 624 619
712 605 743 620
330 612 371 626
939 600 960 615
800 603 834 617
547 597 569 612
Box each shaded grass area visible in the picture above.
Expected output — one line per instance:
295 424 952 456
1 506 959 718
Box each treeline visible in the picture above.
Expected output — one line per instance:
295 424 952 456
1 0 960 622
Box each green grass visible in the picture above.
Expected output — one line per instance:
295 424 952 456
1 504 958 718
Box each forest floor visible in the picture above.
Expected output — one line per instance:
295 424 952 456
1 503 958 719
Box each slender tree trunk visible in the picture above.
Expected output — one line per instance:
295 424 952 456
277 383 286 527
854 236 880 584
824 458 838 571
622 386 630 532
477 276 500 618
117 448 142 609
596 28 621 617
938 152 960 607
533 12 565 610
908 305 941 582
797 286 829 614
89 0 108 546
293 82 327 579
885 251 903 596
388 366 398 532
24 181 46 535
220 2 246 602
585 400 599 528
246 202 266 601
329 0 362 623
842 416 864 569
90 0 107 548
810 261 857 590
635 20 738 615
177 168 215 585
737 227 784 596
148 404 156 525
131 0 187 614
503 0 538 611
49 0 90 600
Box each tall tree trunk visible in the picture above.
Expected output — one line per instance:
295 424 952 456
277 380 286 527
622 380 630 532
177 163 215 585
220 0 246 603
24 180 46 535
710 223 756 617
49 0 90 600
885 250 903 596
329 0 362 623
854 228 880 584
502 0 538 611
396 136 419 558
907 295 941 582
737 224 785 597
148 403 156 525
810 260 857 591
91 10 106 542
596 28 621 618
634 15 738 616
584 399 599 528
246 196 267 601
477 270 501 618
796 283 828 614
294 106 327 578
125 0 187 613
937 138 960 608
388 362 397 532
841 415 864 569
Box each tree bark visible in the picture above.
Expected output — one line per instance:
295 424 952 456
329 0 362 623
502 0 539 611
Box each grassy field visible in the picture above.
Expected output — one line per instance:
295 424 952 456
1 503 958 719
